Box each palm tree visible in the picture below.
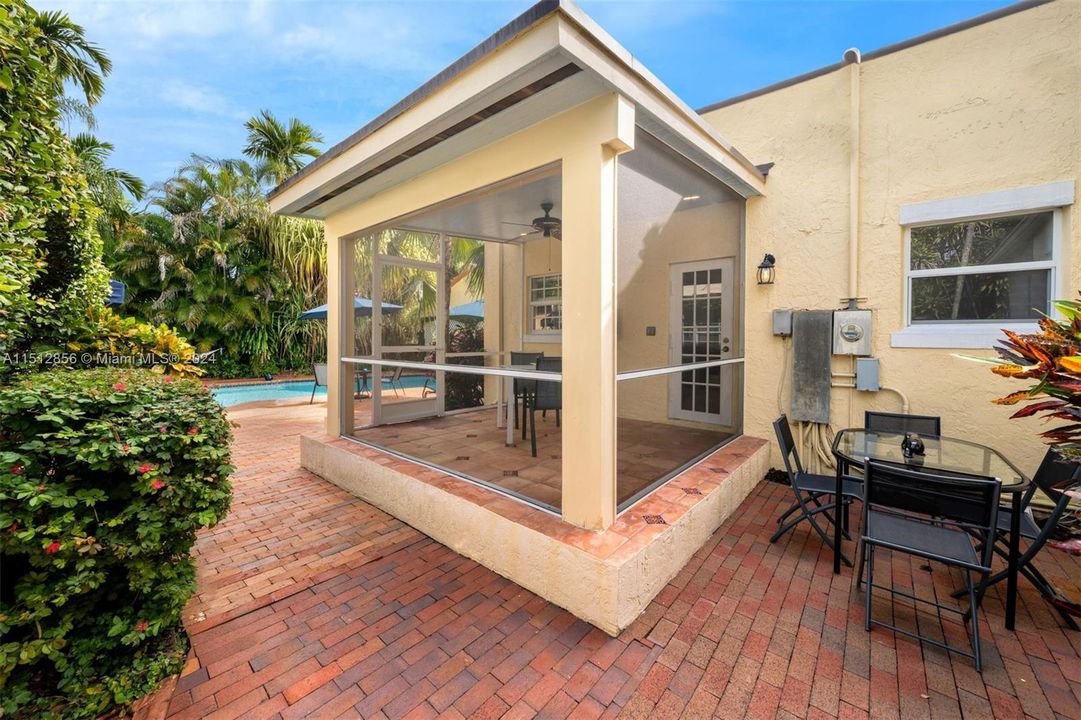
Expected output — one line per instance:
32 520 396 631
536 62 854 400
243 110 324 186
71 133 145 224
31 9 112 106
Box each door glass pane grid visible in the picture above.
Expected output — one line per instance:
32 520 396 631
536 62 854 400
681 268 724 415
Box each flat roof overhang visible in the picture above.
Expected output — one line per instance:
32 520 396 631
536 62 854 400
268 0 767 220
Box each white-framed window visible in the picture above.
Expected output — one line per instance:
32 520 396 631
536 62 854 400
892 181 1072 349
907 210 1056 323
527 273 562 335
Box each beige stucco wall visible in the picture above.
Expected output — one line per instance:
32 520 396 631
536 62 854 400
701 0 1080 473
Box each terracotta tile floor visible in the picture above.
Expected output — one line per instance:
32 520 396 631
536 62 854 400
167 400 1081 720
352 405 731 509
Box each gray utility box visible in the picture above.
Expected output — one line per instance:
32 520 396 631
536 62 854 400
833 309 873 356
856 357 880 391
772 308 793 336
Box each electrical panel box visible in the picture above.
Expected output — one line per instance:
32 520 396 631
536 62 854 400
772 308 793 336
832 309 873 356
856 357 880 391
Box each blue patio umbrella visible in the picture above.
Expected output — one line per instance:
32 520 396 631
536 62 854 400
449 300 484 319
298 297 403 321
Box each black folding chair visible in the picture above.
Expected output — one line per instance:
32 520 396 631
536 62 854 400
859 460 999 671
865 411 941 436
528 357 561 458
771 415 862 562
953 449 1080 630
511 351 543 438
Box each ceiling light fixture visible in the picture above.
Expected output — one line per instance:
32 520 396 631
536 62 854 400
682 194 701 201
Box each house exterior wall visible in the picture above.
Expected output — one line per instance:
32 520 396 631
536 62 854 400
701 0 1080 472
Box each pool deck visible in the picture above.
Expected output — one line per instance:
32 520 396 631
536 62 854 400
157 398 1081 720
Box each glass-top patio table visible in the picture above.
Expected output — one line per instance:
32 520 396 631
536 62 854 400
832 428 1030 630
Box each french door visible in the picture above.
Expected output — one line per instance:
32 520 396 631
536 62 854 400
667 258 734 426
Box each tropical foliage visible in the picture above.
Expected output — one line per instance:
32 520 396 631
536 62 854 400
0 0 109 360
0 368 233 719
991 296 1081 462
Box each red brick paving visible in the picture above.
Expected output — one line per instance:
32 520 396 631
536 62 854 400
167 402 1081 719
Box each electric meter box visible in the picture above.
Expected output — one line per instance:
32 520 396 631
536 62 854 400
832 309 873 356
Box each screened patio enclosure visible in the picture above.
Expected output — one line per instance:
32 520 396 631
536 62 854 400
335 127 745 524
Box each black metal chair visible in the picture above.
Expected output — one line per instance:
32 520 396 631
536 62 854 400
771 415 863 562
865 411 941 436
511 351 543 438
528 357 561 458
858 460 999 671
953 449 1080 630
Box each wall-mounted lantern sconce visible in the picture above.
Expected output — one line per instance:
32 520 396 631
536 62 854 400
756 253 776 285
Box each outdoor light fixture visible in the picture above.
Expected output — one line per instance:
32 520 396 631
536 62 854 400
756 253 776 285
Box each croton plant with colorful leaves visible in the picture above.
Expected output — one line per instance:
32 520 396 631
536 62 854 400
0 368 233 718
991 296 1081 549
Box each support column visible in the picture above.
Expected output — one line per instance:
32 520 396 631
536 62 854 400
326 231 354 438
560 94 634 530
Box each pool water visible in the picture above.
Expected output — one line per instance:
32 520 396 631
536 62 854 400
211 377 430 407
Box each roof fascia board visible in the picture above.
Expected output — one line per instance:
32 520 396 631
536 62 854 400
270 15 563 215
314 70 603 219
553 14 765 197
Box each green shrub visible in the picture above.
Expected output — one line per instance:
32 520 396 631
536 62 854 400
0 368 233 718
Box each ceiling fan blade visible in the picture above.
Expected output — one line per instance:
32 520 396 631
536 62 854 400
500 221 537 227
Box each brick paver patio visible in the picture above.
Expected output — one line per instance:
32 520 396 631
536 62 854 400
166 401 1081 720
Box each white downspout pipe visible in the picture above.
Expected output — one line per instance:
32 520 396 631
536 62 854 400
844 47 861 302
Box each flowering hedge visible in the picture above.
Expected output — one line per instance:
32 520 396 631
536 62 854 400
0 368 233 718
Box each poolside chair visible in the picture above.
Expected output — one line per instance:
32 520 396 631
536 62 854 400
858 460 999 671
312 363 371 402
865 411 941 436
311 363 327 404
772 415 862 561
952 449 1081 630
511 351 543 437
382 365 406 397
528 356 561 458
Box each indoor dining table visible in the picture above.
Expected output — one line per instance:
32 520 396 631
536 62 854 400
832 428 1030 630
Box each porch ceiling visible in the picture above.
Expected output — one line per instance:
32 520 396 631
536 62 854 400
268 0 766 221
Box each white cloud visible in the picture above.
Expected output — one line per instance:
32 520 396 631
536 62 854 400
159 80 248 121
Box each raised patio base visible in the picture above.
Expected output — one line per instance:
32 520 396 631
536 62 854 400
300 433 768 635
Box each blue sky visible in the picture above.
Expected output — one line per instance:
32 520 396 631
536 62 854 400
40 0 1015 189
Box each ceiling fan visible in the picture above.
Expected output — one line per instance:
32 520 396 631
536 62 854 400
502 202 561 240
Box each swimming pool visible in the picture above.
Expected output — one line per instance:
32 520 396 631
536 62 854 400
210 377 430 407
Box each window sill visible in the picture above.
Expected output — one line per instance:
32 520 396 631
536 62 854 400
522 333 562 344
890 323 1038 349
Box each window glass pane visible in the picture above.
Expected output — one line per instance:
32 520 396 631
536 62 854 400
910 212 1052 270
910 269 1049 322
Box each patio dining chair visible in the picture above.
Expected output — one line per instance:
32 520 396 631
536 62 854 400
311 363 328 404
528 356 561 458
865 411 941 436
771 415 863 562
858 460 999 671
952 449 1081 630
511 351 543 438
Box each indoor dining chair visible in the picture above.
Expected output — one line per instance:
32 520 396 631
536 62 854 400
511 351 543 438
528 357 561 458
